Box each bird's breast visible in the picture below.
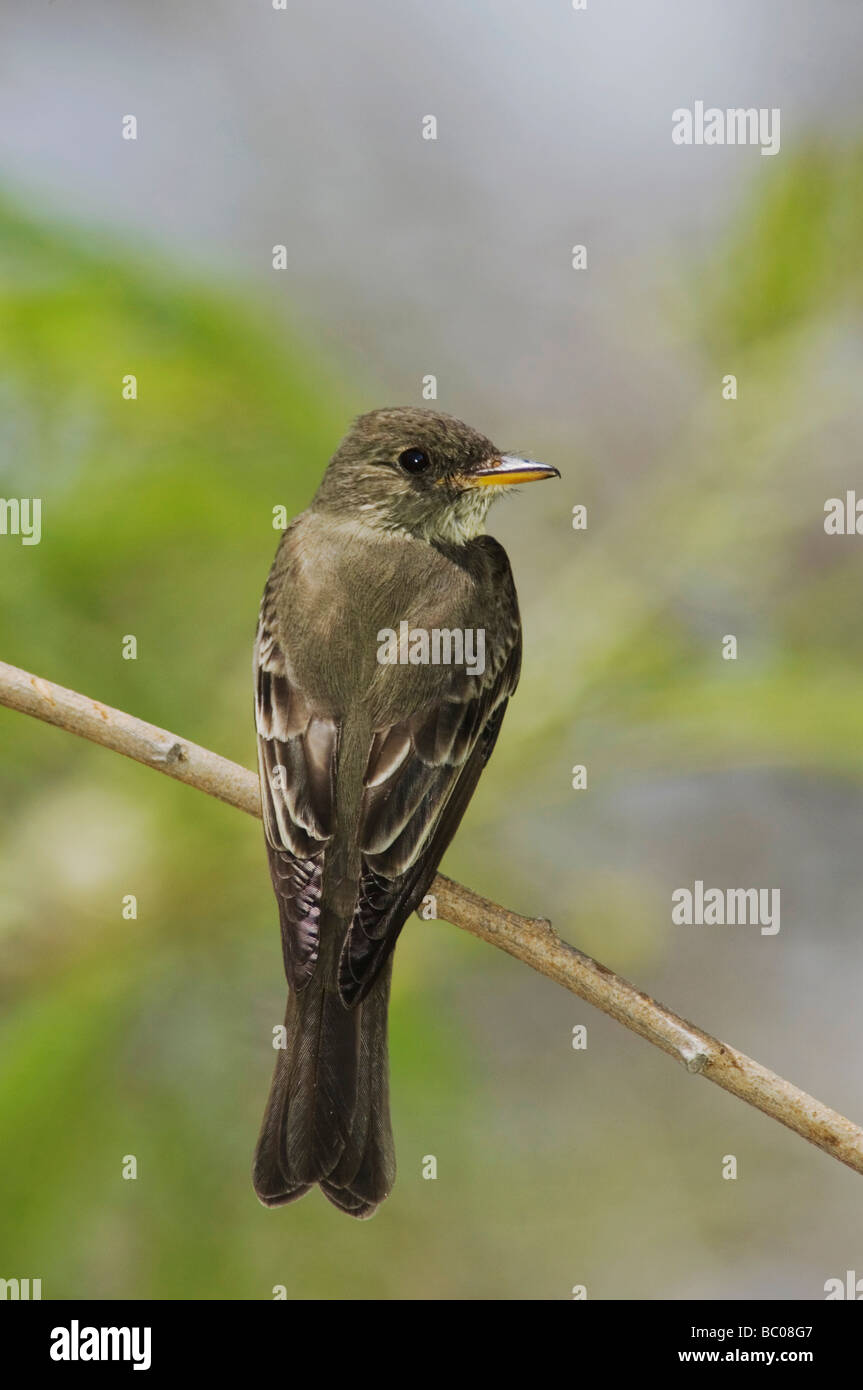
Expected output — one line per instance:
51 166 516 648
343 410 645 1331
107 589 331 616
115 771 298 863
276 516 503 722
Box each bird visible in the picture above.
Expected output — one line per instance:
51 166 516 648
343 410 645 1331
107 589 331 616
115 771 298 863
252 407 558 1217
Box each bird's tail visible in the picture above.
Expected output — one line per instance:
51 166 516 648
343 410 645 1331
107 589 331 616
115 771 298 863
252 956 395 1219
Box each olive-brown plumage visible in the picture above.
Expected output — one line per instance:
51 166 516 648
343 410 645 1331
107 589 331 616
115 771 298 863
252 407 557 1216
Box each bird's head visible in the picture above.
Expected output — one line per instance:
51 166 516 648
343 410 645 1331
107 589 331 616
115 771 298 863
312 407 559 545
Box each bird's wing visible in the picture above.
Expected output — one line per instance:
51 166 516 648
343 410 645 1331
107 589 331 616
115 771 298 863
339 555 522 1006
256 537 521 1006
255 600 338 994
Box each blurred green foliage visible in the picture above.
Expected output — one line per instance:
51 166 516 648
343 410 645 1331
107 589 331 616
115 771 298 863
1 145 863 1298
503 146 863 801
0 193 523 1298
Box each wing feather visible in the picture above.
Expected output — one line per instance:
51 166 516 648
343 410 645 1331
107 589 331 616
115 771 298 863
255 605 337 993
338 595 521 1006
256 532 521 1009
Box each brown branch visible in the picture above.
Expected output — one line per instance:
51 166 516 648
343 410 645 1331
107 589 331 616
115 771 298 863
1 657 861 1177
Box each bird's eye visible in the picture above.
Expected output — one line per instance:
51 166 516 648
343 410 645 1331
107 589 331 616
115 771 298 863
398 447 431 475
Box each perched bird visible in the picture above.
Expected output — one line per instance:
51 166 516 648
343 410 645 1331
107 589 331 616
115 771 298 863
252 407 558 1217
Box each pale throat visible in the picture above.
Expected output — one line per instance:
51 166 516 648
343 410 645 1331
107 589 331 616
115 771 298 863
355 489 493 545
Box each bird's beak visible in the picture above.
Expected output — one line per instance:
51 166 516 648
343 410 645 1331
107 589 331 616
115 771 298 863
458 454 560 487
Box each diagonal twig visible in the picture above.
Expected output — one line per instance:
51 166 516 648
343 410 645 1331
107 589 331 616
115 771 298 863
1 657 861 1176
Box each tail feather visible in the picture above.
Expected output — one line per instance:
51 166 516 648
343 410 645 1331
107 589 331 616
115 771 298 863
252 958 395 1218
320 960 395 1216
283 983 360 1184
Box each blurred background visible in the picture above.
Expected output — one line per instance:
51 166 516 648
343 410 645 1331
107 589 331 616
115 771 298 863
1 0 863 1300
